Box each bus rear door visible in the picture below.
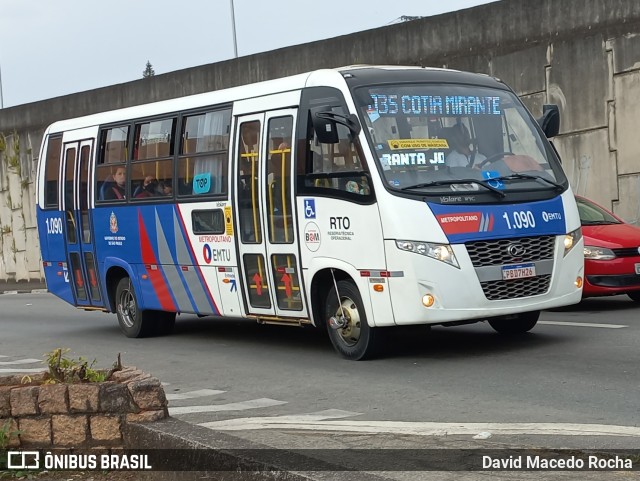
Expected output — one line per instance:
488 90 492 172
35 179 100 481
234 111 308 319
61 140 105 309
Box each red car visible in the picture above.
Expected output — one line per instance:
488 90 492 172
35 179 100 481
577 196 640 301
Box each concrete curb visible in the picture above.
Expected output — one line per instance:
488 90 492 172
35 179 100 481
0 282 47 295
122 418 638 480
123 417 370 481
0 289 48 295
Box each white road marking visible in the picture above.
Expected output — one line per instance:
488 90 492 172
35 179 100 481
0 368 45 374
199 409 361 429
0 359 42 365
539 321 627 329
167 389 225 401
200 417 640 438
0 355 7 358
169 398 287 416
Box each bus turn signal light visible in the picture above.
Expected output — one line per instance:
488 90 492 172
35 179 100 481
575 277 583 288
373 284 384 292
422 294 435 307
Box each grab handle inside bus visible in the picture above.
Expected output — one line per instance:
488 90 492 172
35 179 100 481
311 108 361 144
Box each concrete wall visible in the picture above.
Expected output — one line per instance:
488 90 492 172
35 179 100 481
2 0 640 282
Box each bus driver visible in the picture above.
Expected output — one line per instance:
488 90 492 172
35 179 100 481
445 124 486 168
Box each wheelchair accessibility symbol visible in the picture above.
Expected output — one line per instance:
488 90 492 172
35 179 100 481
482 170 504 190
304 199 316 219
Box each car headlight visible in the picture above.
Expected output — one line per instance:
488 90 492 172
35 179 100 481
563 228 583 257
584 246 616 260
396 240 459 268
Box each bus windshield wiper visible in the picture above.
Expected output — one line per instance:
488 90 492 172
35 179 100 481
401 179 506 198
493 173 564 190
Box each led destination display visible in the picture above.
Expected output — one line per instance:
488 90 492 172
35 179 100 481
368 94 501 116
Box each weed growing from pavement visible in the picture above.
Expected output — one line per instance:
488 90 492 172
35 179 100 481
44 348 123 384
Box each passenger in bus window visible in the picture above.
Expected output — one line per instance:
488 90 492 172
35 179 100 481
445 124 486 168
103 166 126 200
134 176 158 198
158 179 172 196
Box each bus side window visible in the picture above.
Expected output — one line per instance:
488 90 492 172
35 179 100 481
304 109 371 197
96 125 130 203
44 136 63 208
178 109 230 197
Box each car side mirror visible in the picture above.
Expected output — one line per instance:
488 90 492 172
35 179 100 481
538 104 560 139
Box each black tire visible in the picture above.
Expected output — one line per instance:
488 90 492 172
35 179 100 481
628 291 640 302
324 280 379 360
115 277 154 338
154 311 176 336
488 310 540 335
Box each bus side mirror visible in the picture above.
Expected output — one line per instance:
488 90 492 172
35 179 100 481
311 107 339 144
538 104 560 139
311 108 361 144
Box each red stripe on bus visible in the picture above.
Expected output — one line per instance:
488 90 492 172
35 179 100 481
138 211 177 312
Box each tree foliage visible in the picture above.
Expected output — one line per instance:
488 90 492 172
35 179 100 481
143 60 155 78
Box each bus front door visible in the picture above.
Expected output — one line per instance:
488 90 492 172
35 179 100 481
62 141 105 309
234 111 308 320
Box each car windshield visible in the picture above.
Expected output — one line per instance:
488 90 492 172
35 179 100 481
576 197 622 225
354 84 566 196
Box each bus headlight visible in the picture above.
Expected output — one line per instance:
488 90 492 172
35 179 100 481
563 228 582 257
396 240 459 268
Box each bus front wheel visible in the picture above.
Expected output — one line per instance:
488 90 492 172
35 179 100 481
115 277 154 338
488 310 540 334
325 280 379 360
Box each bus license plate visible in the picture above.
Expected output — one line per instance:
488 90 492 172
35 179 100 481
635 263 640 275
502 263 536 280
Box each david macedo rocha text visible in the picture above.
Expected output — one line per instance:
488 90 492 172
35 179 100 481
483 455 633 470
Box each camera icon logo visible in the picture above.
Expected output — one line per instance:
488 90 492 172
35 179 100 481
7 451 40 470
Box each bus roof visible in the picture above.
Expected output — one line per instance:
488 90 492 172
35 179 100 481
45 65 504 134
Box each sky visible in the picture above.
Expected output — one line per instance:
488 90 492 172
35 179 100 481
0 0 498 108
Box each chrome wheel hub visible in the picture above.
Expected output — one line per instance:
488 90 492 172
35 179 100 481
332 297 361 346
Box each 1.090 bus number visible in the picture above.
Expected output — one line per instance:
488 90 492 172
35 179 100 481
502 211 536 230
45 217 63 235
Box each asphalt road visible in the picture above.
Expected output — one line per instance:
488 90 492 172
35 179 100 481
1 292 639 452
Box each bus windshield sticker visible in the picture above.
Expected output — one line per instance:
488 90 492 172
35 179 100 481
368 94 501 116
482 171 504 189
381 152 445 166
388 139 449 150
366 104 380 123
193 173 212 195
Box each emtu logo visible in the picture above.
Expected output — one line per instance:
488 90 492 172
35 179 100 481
8 451 40 470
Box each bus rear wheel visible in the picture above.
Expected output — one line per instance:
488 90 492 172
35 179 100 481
115 277 154 338
325 280 379 360
488 310 540 334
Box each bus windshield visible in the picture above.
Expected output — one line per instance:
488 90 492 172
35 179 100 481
355 84 566 196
